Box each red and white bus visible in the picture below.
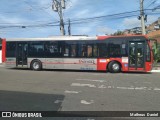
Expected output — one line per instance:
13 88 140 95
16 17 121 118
5 35 153 73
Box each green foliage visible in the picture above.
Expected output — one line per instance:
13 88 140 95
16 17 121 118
112 30 124 36
152 43 160 63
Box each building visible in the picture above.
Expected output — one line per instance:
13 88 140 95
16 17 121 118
147 17 160 43
124 27 142 35
146 17 160 34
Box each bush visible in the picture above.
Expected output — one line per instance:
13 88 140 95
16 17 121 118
152 43 160 63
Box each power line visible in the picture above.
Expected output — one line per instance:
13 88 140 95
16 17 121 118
0 9 159 29
145 0 157 8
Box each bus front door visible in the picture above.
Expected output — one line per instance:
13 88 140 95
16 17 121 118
16 43 28 66
128 41 145 71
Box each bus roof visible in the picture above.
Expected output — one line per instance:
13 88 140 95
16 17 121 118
6 36 97 41
6 35 148 41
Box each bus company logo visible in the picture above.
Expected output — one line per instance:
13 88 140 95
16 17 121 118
2 112 11 117
79 59 96 64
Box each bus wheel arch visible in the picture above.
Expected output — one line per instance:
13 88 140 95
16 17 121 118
30 59 42 71
107 61 122 73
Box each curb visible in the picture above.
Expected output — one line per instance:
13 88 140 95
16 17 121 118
151 70 160 72
0 63 5 67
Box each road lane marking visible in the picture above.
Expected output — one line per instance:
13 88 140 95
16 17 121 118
71 83 160 91
154 88 160 91
98 85 107 88
81 100 94 105
54 100 63 104
71 83 96 88
116 87 129 90
76 79 105 83
64 90 81 94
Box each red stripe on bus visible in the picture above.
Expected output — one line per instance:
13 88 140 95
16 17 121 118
28 62 97 65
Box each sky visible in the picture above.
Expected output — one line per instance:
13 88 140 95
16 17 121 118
0 0 160 38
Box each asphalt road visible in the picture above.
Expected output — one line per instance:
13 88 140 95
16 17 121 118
0 66 160 120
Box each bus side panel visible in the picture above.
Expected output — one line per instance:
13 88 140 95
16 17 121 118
6 57 16 68
63 58 97 70
27 58 97 70
145 62 152 72
45 58 64 69
97 58 108 71
37 58 97 70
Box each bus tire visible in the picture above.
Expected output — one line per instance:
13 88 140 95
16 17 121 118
108 61 121 73
31 60 42 71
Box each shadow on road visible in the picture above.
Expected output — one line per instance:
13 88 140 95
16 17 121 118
6 68 153 75
0 90 64 111
0 90 154 120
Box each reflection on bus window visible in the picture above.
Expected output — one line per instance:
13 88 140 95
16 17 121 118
87 45 92 57
146 44 151 61
29 42 44 57
129 43 136 66
71 44 76 57
109 43 121 57
63 45 69 57
93 45 98 57
98 43 107 57
6 42 16 57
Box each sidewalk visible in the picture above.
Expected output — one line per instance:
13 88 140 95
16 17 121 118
152 62 160 72
0 63 5 67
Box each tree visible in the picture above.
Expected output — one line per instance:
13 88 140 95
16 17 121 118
112 30 124 36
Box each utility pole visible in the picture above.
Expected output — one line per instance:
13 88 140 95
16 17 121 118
52 0 65 35
68 18 71 35
140 0 146 35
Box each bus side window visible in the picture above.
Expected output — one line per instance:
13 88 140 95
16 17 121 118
63 45 69 57
6 42 16 57
146 43 151 61
121 43 127 56
97 43 108 58
70 44 77 57
93 45 98 57
87 45 93 57
109 43 121 57
81 45 87 57
28 42 44 57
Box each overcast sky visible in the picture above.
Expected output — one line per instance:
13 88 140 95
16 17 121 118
0 0 160 38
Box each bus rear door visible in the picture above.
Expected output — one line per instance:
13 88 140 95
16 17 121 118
16 42 28 67
128 41 145 71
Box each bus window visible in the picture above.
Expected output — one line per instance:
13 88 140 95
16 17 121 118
70 44 77 57
28 42 44 57
109 43 121 57
45 41 63 57
121 43 127 56
6 42 16 57
98 43 108 58
93 45 98 57
63 44 69 57
87 45 93 57
146 43 151 61
82 45 87 57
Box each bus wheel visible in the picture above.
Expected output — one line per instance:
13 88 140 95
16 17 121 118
31 60 42 71
108 61 121 73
